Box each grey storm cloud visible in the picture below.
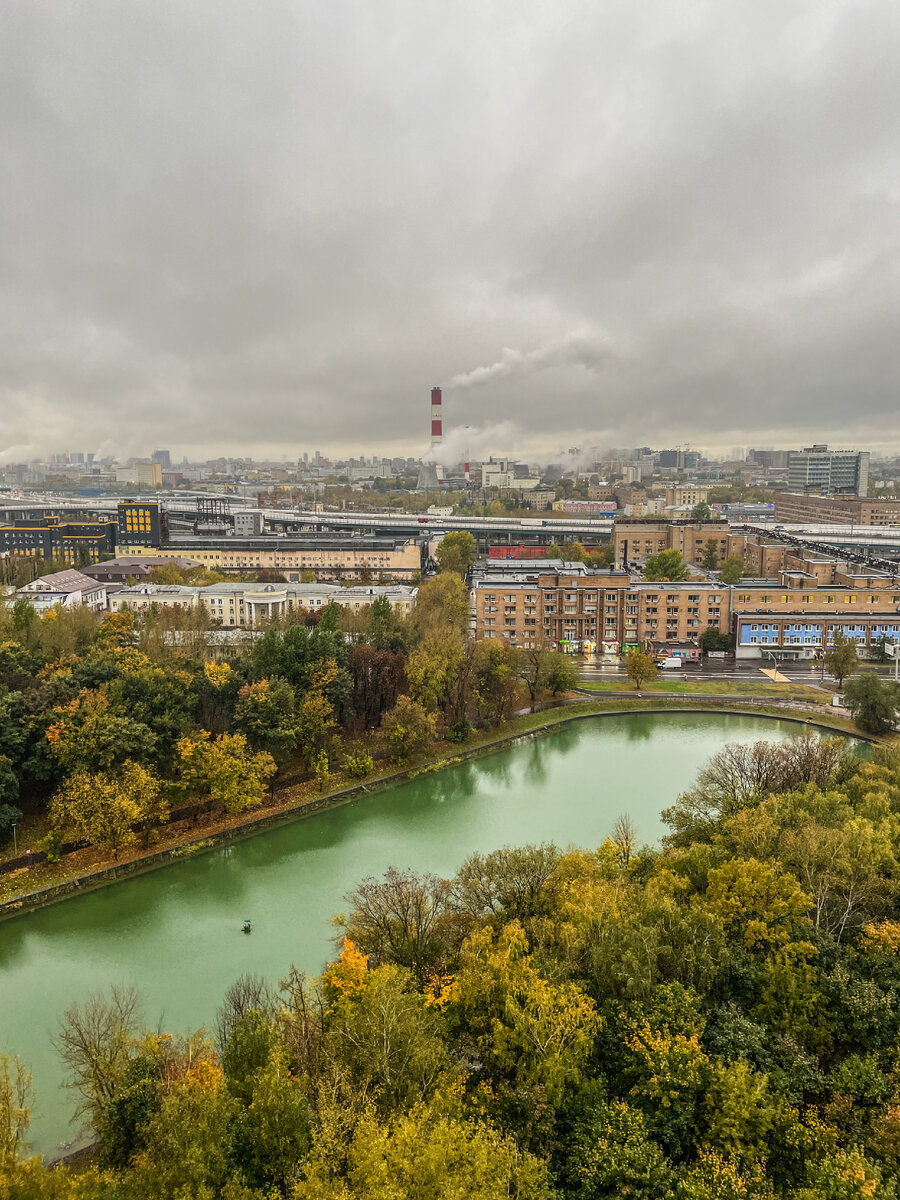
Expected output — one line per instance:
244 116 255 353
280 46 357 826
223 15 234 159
0 0 899 461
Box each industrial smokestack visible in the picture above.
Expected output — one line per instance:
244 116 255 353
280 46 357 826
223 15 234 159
430 386 444 483
464 461 470 482
430 387 442 449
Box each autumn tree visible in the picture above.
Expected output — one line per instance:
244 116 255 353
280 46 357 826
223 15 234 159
406 632 465 715
452 921 599 1102
176 731 276 815
294 1098 548 1200
296 661 339 768
702 538 719 571
434 530 477 575
54 987 142 1128
514 641 576 711
104 656 196 764
382 696 437 764
233 676 298 757
450 843 562 924
625 651 658 690
46 689 157 774
547 652 579 696
326 964 451 1113
561 540 588 564
472 638 517 726
95 610 136 651
643 550 690 582
409 572 468 644
719 555 745 585
341 868 452 984
825 630 859 690
843 673 900 734
50 761 165 858
348 644 407 730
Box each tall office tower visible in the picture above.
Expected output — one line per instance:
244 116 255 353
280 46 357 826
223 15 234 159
787 446 869 495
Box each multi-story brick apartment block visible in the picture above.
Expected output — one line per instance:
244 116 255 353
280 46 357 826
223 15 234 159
472 563 900 659
613 522 900 589
472 564 729 654
611 521 730 568
773 492 900 526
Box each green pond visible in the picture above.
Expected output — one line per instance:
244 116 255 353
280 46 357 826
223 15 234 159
0 711 854 1156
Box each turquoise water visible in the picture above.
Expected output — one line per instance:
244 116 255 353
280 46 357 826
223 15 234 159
0 712 843 1155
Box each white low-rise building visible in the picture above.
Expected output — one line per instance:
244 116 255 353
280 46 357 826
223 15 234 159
110 581 417 627
17 569 108 613
481 457 542 491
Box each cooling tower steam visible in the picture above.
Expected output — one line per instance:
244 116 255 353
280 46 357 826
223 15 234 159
449 329 617 390
421 420 517 465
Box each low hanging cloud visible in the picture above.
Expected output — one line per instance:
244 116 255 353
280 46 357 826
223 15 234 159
449 330 619 391
0 0 898 459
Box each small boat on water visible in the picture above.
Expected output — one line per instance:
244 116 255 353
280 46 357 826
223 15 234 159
242 919 252 934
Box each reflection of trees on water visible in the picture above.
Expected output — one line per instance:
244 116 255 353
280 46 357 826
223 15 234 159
470 754 514 792
621 715 654 743
410 761 481 807
521 737 551 787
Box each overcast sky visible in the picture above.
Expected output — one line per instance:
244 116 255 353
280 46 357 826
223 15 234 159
2 0 898 464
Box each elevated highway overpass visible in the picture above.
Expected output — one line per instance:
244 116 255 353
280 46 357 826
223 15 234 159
0 493 614 544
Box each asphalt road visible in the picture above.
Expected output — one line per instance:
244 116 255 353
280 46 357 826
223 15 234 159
579 660 900 686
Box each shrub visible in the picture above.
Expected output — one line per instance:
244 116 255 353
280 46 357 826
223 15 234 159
447 719 473 744
39 829 63 863
344 752 374 780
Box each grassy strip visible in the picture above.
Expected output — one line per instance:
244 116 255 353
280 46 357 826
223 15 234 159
0 698 880 913
578 679 828 701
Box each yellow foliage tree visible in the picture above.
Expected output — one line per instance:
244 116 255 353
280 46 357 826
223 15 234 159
50 761 164 859
322 938 370 1003
176 730 275 815
203 660 232 690
453 921 599 1103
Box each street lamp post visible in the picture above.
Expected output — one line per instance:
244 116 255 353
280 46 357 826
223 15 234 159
11 822 18 855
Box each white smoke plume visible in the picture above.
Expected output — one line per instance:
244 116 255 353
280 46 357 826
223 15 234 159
422 420 518 465
449 329 617 391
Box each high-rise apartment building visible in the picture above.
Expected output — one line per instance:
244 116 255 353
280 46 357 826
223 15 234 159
787 446 869 496
152 450 171 468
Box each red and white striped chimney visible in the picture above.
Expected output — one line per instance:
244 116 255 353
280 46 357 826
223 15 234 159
430 386 442 450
